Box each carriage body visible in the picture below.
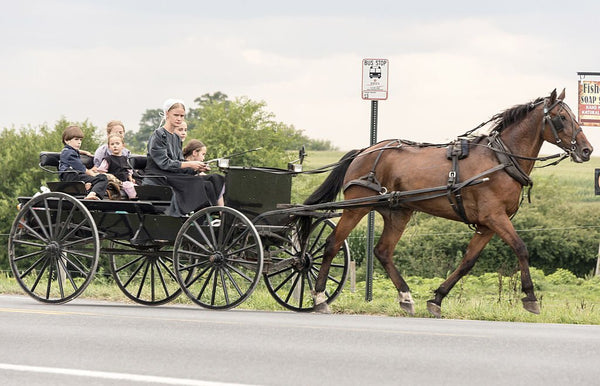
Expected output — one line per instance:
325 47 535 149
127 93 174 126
8 152 349 310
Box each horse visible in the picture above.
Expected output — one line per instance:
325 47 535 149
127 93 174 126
304 89 593 317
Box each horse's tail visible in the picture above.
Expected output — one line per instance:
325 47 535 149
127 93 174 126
304 149 361 205
297 149 360 244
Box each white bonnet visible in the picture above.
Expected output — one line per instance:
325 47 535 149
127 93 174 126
162 98 186 115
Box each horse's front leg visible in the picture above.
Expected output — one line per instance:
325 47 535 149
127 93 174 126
488 217 539 314
427 226 494 317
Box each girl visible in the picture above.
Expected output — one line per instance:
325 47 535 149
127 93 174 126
97 134 137 199
93 120 131 168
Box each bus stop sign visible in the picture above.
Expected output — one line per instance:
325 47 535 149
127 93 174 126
362 58 389 100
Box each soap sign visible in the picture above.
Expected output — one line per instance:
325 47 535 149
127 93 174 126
362 58 389 100
579 80 600 127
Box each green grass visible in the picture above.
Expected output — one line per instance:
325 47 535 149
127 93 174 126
3 268 599 324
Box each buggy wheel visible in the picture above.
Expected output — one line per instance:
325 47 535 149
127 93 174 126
8 192 99 303
108 242 182 306
263 218 349 312
173 206 263 310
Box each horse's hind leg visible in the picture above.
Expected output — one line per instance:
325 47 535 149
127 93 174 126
374 208 415 315
427 226 494 318
312 207 370 313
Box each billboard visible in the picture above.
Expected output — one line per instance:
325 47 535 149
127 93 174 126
578 80 600 127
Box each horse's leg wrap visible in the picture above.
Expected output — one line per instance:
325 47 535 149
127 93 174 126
312 291 330 314
398 291 415 315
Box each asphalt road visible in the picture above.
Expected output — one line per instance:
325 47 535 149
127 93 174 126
1 294 599 386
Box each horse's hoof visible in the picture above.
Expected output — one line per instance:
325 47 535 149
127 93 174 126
522 299 540 314
313 301 331 314
427 300 442 318
400 301 415 316
398 291 415 316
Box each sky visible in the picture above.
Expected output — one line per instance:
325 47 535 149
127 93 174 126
1 0 600 152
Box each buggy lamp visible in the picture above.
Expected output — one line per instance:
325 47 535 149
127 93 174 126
217 158 230 169
288 163 302 173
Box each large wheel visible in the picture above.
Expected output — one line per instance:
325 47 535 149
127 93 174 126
263 218 349 311
108 242 183 306
8 192 99 303
173 206 263 309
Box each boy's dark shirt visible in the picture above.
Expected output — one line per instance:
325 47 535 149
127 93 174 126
59 144 87 179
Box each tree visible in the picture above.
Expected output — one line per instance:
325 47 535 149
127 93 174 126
125 108 163 153
186 96 306 167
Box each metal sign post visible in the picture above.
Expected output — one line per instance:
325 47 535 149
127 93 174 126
361 59 388 301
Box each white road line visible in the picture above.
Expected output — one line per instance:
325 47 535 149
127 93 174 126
0 363 257 386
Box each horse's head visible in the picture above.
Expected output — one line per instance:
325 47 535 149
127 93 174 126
542 88 593 162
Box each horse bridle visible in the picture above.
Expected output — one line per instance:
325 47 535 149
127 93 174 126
542 99 582 155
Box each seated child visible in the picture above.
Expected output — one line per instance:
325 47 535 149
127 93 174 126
97 134 137 199
174 121 188 142
182 139 225 206
59 125 108 200
93 120 131 168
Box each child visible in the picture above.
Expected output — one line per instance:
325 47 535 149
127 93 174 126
182 139 207 163
93 120 131 168
174 121 188 142
182 139 225 206
59 125 108 200
97 134 137 199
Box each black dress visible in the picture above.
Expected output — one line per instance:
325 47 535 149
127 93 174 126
144 127 225 217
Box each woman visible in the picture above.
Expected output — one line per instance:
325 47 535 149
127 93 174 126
144 99 225 216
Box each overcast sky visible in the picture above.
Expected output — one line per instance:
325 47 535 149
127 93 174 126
2 0 599 151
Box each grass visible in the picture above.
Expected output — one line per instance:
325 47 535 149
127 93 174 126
2 268 599 324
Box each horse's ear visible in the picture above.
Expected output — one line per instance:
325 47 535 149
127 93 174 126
558 88 566 100
549 88 557 104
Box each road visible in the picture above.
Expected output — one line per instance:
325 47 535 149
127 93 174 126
1 294 599 385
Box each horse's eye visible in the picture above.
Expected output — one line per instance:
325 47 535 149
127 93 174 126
561 116 567 120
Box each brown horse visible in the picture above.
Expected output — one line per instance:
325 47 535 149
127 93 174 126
305 89 593 317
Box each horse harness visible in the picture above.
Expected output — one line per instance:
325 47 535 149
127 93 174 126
339 98 576 225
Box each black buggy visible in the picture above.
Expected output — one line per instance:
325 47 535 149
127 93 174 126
7 152 350 311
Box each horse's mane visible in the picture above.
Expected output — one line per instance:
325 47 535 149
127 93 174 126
490 97 544 133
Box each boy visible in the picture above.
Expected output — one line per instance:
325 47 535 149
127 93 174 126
59 125 108 200
97 134 137 199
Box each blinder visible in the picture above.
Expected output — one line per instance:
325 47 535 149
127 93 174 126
550 115 564 132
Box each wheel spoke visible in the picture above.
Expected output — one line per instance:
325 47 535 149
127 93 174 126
273 269 296 293
219 269 230 305
284 273 302 303
154 259 171 298
114 255 146 273
28 206 51 241
12 248 46 262
223 267 244 297
223 262 253 283
136 260 151 299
